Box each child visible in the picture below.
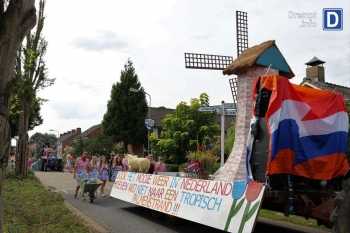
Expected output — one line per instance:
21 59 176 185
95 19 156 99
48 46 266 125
111 155 123 181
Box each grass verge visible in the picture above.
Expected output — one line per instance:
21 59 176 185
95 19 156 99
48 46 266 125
259 209 329 231
4 168 97 233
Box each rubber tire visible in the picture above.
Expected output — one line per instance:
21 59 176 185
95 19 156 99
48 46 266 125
44 163 47 172
331 177 350 233
150 210 163 220
165 214 180 226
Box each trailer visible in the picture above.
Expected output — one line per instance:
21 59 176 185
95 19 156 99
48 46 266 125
111 40 349 232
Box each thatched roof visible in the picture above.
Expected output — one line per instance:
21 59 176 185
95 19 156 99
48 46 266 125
223 40 294 79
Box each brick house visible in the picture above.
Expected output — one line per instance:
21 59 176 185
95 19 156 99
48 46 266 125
57 128 81 153
300 56 350 101
73 123 102 140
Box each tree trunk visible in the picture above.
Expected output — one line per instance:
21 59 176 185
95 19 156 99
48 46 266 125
15 96 30 175
0 1 36 231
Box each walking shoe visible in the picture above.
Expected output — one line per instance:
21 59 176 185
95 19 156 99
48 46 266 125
102 194 105 197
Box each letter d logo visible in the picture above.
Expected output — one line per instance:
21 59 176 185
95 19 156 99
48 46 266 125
323 8 343 31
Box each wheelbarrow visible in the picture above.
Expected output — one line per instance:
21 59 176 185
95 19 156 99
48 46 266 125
78 177 102 203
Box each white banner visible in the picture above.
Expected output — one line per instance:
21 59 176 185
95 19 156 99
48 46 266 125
111 172 265 233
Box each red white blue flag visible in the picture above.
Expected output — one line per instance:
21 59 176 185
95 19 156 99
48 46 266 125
256 74 349 180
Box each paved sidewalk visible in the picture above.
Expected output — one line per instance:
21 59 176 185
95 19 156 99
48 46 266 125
35 171 113 232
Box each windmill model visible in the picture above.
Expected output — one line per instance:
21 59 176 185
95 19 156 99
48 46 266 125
184 11 249 182
184 11 290 182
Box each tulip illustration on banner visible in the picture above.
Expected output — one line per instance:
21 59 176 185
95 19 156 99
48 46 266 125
238 180 264 233
224 180 247 231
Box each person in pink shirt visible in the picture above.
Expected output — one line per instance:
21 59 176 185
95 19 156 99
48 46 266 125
155 157 167 172
63 152 73 173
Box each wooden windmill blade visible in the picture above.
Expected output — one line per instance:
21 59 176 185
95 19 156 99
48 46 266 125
184 11 248 107
184 53 233 70
228 11 249 105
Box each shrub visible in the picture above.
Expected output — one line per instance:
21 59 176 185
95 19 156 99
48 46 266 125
178 163 188 172
210 163 221 174
165 164 179 172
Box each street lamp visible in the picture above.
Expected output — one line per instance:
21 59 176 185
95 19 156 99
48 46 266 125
130 87 151 155
49 129 59 152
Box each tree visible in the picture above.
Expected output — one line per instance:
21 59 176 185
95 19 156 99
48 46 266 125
15 0 54 175
10 96 44 138
0 1 37 231
71 137 89 158
29 132 56 159
150 93 219 164
85 134 115 158
102 59 148 153
224 118 236 160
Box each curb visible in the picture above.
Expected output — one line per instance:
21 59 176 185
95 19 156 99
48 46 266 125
63 200 111 233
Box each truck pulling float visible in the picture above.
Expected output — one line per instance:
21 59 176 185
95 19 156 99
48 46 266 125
111 40 350 233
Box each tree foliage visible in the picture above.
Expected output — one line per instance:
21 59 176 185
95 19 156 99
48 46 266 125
71 137 89 158
85 134 115 157
10 96 44 138
224 118 236 158
29 132 56 145
150 93 219 164
102 59 148 152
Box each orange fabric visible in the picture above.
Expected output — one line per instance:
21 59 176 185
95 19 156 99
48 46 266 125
266 148 295 175
292 153 349 179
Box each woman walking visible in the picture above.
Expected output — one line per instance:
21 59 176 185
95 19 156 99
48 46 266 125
99 155 109 197
111 155 123 182
89 156 100 179
63 152 73 173
73 151 90 199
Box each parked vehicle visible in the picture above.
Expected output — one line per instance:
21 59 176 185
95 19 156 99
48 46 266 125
44 154 63 172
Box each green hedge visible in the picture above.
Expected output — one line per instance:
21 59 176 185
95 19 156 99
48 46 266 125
165 164 179 172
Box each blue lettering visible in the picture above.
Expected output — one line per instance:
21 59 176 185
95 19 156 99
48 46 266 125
170 177 180 188
127 173 136 182
136 185 148 195
213 197 222 211
180 191 188 202
201 196 209 209
208 197 215 210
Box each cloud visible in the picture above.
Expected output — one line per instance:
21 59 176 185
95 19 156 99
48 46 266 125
72 30 128 51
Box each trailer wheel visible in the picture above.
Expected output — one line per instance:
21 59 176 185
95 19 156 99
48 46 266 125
330 177 350 233
165 214 181 225
150 210 163 220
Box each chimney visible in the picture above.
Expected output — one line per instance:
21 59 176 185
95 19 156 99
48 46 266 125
305 56 325 82
63 133 67 136
67 131 71 134
77 127 81 133
60 134 63 137
72 129 76 133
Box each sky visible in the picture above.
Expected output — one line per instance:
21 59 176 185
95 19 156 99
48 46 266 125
28 0 350 138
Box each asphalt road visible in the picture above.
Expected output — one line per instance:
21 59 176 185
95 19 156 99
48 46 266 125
35 171 329 233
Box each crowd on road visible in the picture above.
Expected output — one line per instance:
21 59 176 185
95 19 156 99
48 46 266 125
68 151 167 198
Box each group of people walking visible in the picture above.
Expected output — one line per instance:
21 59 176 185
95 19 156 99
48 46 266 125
72 152 129 198
69 151 167 199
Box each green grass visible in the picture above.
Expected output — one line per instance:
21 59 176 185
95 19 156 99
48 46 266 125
4 169 97 233
259 209 329 231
